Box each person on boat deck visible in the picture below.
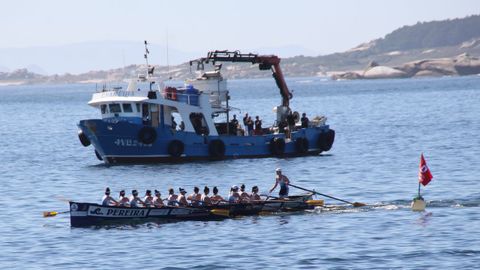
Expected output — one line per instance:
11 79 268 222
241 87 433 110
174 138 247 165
171 116 177 130
167 188 178 206
177 188 189 207
143 190 154 207
270 168 290 199
243 113 249 135
187 186 202 206
117 190 130 207
250 186 261 201
201 186 212 206
130 190 146 207
286 111 296 138
254 116 263 135
210 186 224 204
246 117 254 136
301 113 309 128
228 185 241 203
102 187 118 206
230 114 239 135
153 190 164 208
239 184 250 202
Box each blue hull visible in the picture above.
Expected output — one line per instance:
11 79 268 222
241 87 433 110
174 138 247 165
78 119 335 164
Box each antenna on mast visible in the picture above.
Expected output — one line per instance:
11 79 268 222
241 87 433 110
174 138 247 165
144 40 154 77
166 30 172 80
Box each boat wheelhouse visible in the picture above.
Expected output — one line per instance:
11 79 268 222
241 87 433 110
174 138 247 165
78 45 334 164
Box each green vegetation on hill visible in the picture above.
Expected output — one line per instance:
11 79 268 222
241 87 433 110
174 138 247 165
374 15 480 52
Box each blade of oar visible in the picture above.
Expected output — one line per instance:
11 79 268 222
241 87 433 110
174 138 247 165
43 210 69 217
288 183 366 207
210 209 230 217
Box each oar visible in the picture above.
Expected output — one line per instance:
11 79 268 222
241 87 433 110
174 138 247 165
210 208 230 217
43 210 69 217
288 183 366 207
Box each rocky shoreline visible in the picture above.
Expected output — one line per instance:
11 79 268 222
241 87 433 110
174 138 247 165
331 53 480 80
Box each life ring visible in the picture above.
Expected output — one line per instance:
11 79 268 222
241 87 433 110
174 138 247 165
318 129 335 151
138 126 157 144
94 149 103 161
78 130 91 147
167 140 184 157
209 139 226 158
270 137 286 156
295 137 309 153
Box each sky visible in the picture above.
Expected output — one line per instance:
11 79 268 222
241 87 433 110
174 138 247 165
2 0 478 55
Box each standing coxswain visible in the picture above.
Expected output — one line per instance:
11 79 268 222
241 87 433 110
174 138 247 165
269 168 290 199
102 187 118 206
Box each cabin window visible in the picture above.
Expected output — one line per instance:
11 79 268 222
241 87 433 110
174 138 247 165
101 104 108 114
109 103 122 113
122 103 133 113
135 103 141 112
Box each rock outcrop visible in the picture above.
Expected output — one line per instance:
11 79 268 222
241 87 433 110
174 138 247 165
332 54 480 80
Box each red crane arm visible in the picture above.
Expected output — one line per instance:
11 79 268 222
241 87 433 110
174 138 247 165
191 51 292 107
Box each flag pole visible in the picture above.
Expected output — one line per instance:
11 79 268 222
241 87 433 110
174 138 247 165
417 182 421 197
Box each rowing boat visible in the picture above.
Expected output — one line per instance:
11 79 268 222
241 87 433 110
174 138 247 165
69 194 323 227
69 202 223 227
198 194 322 216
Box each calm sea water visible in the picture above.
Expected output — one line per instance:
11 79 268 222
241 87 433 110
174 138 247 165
1 76 480 269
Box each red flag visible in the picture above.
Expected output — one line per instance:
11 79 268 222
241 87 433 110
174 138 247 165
418 153 433 186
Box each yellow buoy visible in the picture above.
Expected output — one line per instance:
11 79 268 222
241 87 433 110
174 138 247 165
411 196 426 211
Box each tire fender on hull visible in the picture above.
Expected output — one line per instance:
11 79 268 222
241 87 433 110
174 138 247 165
318 129 335 151
270 137 286 156
78 130 91 147
295 137 309 153
209 139 226 158
138 126 157 145
168 140 185 157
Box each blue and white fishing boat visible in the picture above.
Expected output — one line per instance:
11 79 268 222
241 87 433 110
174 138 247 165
78 43 335 164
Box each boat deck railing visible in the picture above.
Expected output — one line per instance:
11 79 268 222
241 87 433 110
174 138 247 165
92 90 147 100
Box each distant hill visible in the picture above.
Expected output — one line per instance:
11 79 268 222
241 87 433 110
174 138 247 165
374 15 480 53
2 14 480 85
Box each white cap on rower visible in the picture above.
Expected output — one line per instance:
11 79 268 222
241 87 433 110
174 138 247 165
231 185 239 190
276 168 282 172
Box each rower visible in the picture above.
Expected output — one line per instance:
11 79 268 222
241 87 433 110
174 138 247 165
130 190 145 207
153 190 164 208
228 185 241 203
250 186 261 201
239 184 251 202
201 186 212 206
269 168 290 199
177 188 188 206
188 186 202 206
117 190 130 207
167 188 178 206
102 187 118 206
210 186 224 204
144 190 154 207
